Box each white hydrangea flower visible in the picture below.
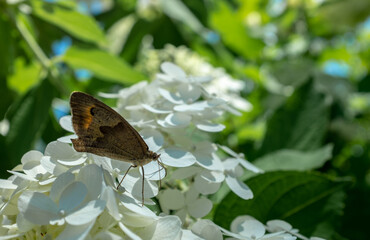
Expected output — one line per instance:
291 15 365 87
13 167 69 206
136 44 252 112
221 215 297 240
158 186 213 223
0 62 314 240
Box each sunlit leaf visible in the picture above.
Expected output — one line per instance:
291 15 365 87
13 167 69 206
31 0 107 47
62 46 146 84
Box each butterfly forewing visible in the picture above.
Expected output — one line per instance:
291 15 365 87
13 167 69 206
70 92 149 162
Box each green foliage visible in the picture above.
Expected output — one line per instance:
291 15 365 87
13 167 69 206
0 0 369 238
214 171 351 238
62 46 146 84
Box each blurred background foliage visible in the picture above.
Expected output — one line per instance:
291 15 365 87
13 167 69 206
0 0 369 239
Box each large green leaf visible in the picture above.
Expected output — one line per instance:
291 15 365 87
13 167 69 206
254 144 333 172
214 171 350 238
62 46 146 84
209 1 264 60
259 79 330 154
5 79 57 169
31 0 107 47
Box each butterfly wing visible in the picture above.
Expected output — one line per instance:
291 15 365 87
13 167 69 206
70 91 149 162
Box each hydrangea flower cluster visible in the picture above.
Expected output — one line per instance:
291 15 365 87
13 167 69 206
0 63 315 239
136 44 252 112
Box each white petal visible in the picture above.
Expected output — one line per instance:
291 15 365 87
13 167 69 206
159 189 185 210
118 193 157 217
23 161 47 178
21 150 43 165
77 164 103 200
174 102 208 112
59 181 87 213
177 83 202 103
8 171 36 181
232 217 265 238
238 158 263 173
59 115 74 132
0 179 17 189
18 192 58 225
191 219 223 240
199 170 225 183
132 176 158 199
50 172 75 202
164 113 191 127
45 141 80 161
181 230 203 240
57 134 77 144
65 200 106 225
217 145 239 158
142 104 172 114
188 198 213 219
121 210 157 228
222 158 239 172
101 187 121 221
39 177 56 185
185 185 199 203
55 221 95 240
225 175 253 200
194 175 221 195
266 219 293 232
196 122 225 132
57 156 87 166
141 161 166 181
148 215 182 240
118 222 141 240
194 153 224 171
160 148 196 167
161 62 187 78
172 166 201 180
16 212 35 232
140 128 164 152
40 156 69 176
158 88 184 104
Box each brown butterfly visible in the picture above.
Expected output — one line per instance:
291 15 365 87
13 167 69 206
70 91 165 205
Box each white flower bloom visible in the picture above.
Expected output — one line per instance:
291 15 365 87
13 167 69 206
0 62 313 240
136 44 252 112
159 186 213 222
191 219 223 240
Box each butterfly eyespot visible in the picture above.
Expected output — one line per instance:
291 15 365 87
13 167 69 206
90 107 96 116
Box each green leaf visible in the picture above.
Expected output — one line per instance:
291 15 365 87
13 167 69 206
209 1 264 60
214 171 351 237
31 0 107 47
8 58 42 93
62 46 146 84
254 144 333 172
259 79 330 154
5 79 57 168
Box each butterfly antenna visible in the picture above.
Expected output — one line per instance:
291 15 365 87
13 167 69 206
141 166 145 207
158 158 167 177
157 160 162 189
117 165 134 189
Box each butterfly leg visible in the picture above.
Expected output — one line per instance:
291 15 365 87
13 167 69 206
117 165 135 189
141 166 144 206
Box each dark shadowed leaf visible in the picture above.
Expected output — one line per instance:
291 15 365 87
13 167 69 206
214 171 351 238
5 79 57 168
